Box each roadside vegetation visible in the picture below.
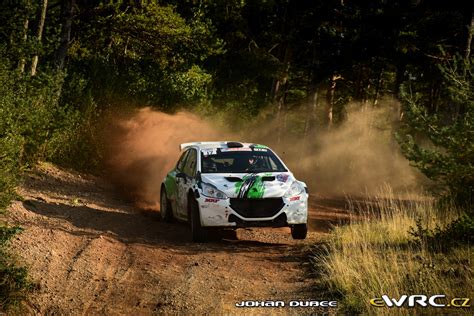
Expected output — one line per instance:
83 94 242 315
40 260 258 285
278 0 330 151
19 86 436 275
0 226 32 311
314 57 473 314
315 192 472 314
0 0 472 313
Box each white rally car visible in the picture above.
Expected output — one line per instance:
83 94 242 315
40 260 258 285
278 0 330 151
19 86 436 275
160 141 308 242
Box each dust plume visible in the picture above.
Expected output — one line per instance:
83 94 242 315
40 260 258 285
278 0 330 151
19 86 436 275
105 107 223 210
104 101 423 211
240 101 423 196
290 104 422 195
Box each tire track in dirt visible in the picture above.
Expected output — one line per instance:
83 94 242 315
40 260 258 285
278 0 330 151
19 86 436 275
5 163 350 314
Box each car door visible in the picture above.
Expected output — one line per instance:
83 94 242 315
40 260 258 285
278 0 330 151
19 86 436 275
170 149 189 217
176 148 198 218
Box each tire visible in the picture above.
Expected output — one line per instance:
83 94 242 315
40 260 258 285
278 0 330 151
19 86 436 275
160 186 173 222
207 229 224 242
189 197 207 242
291 224 307 240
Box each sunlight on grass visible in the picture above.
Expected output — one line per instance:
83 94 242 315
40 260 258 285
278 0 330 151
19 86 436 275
315 188 473 315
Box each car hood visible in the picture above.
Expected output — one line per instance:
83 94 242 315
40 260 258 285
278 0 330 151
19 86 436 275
200 172 295 198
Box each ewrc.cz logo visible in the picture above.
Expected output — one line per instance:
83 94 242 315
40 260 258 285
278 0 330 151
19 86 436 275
370 295 471 308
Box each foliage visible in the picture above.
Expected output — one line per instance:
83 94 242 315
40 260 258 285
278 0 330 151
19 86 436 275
398 56 473 207
163 65 213 105
67 1 222 108
0 54 57 310
314 193 472 315
0 55 90 310
45 92 103 172
0 0 472 310
0 225 32 313
0 57 60 208
410 213 474 251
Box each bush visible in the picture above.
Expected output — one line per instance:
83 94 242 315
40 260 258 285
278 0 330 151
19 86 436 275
44 101 102 172
410 212 474 251
313 192 472 315
0 56 63 311
398 55 473 208
0 55 101 311
0 226 32 313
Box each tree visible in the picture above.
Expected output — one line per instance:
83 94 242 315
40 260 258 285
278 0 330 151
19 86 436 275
65 1 221 106
30 0 48 76
398 55 473 207
18 16 29 73
55 0 75 70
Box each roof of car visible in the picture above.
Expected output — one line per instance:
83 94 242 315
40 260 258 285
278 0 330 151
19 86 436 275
179 141 267 151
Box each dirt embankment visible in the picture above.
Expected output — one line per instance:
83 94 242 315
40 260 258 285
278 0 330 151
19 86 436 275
5 163 352 315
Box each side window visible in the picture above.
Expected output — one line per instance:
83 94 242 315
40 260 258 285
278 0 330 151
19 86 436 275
176 150 189 171
183 149 197 177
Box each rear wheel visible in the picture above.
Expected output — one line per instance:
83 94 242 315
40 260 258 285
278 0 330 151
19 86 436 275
189 197 207 242
291 224 307 240
160 187 173 222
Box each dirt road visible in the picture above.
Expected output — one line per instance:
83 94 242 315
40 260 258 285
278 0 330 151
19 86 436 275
6 163 351 314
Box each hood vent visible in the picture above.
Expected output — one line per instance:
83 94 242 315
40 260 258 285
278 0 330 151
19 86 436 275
225 176 275 182
225 176 242 182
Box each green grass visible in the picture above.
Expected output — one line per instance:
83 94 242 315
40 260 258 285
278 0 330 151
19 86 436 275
313 190 473 315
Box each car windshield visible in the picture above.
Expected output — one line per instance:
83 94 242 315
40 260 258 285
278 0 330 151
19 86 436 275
200 148 287 173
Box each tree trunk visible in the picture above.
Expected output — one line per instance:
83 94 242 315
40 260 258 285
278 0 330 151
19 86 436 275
31 0 48 76
373 67 384 106
18 17 29 73
395 62 406 120
303 84 319 137
356 64 365 101
55 0 75 70
271 78 281 103
275 44 291 145
463 7 473 60
362 83 370 105
394 62 406 98
326 74 341 128
303 84 319 153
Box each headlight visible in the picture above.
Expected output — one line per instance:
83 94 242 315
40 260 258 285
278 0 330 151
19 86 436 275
201 182 228 199
284 181 305 197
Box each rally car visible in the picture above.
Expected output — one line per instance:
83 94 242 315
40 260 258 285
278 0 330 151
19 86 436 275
160 141 308 242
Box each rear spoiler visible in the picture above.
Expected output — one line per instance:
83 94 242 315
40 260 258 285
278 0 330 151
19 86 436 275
179 142 225 151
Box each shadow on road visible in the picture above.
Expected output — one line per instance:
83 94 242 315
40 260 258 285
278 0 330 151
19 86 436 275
22 199 290 253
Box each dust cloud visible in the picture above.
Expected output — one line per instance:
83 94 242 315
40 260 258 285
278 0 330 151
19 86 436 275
104 101 422 210
237 101 422 196
284 104 421 195
105 108 223 210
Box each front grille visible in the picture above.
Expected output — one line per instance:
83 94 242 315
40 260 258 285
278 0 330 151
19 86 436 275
228 213 287 227
229 198 284 218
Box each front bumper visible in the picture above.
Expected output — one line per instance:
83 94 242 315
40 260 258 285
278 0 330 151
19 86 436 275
197 194 308 227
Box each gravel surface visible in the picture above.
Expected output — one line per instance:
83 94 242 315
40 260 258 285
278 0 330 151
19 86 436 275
6 162 351 314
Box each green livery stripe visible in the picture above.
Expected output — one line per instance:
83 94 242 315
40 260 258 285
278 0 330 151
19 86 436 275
235 174 265 199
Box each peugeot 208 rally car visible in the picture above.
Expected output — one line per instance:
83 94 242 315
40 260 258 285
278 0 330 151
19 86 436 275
160 141 308 242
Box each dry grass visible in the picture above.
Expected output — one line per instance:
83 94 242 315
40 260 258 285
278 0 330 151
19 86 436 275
315 189 473 315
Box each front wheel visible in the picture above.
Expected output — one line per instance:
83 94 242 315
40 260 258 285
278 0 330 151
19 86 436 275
160 187 173 222
189 197 207 242
291 224 307 240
